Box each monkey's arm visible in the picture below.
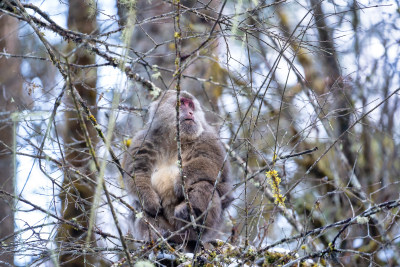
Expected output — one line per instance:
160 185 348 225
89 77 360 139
174 135 233 225
124 132 161 217
177 162 233 209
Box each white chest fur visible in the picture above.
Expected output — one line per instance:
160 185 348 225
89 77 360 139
151 163 180 201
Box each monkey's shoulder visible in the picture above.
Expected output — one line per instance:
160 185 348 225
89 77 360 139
183 130 225 153
128 128 166 150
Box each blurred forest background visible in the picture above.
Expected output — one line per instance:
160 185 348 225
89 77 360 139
0 0 399 266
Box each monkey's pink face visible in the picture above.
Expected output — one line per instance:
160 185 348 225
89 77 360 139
179 97 203 138
180 97 195 122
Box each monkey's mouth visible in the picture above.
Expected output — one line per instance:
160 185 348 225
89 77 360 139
183 118 195 124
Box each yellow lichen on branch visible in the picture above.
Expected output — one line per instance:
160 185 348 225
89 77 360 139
266 170 286 208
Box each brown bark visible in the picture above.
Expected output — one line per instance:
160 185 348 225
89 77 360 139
309 0 353 159
0 14 24 266
57 1 98 266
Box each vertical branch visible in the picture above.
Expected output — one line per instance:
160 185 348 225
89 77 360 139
173 0 198 233
244 32 253 247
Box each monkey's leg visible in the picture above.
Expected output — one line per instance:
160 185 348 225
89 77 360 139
174 181 222 236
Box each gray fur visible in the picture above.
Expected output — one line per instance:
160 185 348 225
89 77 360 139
123 90 233 248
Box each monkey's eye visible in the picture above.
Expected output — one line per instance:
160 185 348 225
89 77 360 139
189 101 195 110
180 98 195 110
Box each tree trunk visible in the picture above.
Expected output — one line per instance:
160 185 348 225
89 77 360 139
57 1 98 266
0 15 24 266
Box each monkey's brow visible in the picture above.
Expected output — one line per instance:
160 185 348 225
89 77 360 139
180 97 192 101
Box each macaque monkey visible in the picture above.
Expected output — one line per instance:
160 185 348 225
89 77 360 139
123 90 233 248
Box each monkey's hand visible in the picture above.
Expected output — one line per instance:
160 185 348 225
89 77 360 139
173 181 184 198
174 202 190 222
140 189 162 217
